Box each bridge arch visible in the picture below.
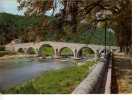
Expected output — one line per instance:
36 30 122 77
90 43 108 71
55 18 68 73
59 47 74 58
18 48 25 53
38 44 55 58
27 47 37 54
77 47 95 58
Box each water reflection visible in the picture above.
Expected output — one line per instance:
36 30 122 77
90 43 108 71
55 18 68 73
0 57 77 91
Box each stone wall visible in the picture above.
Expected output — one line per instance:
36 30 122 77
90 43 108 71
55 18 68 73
72 54 111 94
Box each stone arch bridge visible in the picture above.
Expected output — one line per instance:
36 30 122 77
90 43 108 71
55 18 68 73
5 41 119 58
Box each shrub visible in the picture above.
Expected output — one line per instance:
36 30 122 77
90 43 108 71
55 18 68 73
39 47 54 57
0 51 9 57
27 47 36 54
0 46 5 51
18 48 25 53
0 51 17 57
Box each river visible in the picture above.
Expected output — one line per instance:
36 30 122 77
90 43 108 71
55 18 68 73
0 57 79 91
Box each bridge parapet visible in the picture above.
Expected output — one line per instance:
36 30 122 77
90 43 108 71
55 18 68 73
5 41 119 58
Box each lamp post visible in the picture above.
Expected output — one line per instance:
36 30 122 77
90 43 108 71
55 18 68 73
104 19 107 56
108 28 111 51
104 17 111 55
97 13 111 56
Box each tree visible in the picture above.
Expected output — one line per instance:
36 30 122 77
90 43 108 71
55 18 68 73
17 0 132 53
0 14 17 45
17 0 53 16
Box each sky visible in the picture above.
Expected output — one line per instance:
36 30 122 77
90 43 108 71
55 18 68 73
0 0 63 16
0 0 24 15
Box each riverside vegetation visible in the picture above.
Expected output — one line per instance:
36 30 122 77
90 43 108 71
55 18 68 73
0 13 116 46
3 61 96 94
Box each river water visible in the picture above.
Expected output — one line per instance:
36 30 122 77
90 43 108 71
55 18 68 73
0 57 78 91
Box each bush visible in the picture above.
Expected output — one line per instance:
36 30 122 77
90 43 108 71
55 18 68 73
0 46 5 51
39 47 54 57
0 51 9 57
18 48 25 53
60 48 74 58
0 51 17 57
27 47 36 54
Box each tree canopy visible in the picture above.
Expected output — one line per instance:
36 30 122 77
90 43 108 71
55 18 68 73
0 13 116 45
17 0 132 52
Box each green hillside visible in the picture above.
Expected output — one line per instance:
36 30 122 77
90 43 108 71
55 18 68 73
0 13 116 45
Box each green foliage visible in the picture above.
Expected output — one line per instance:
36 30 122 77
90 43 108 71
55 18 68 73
39 47 54 57
0 51 16 57
0 51 8 57
60 48 73 57
27 47 36 54
0 46 5 51
5 61 96 94
80 48 94 57
18 48 25 53
0 13 52 44
0 13 116 45
64 28 116 45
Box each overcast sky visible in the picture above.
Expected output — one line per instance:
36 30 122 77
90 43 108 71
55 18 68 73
0 0 63 16
0 0 24 15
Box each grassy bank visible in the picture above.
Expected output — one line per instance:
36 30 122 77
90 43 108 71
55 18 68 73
0 51 17 57
4 61 96 94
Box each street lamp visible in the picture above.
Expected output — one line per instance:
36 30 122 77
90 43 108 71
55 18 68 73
96 12 111 56
104 16 111 55
108 28 112 51
104 19 107 56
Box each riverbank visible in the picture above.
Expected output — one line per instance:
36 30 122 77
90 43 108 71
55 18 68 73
3 61 96 94
0 54 37 60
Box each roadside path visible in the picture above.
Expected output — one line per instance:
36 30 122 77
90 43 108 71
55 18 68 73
111 53 132 93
